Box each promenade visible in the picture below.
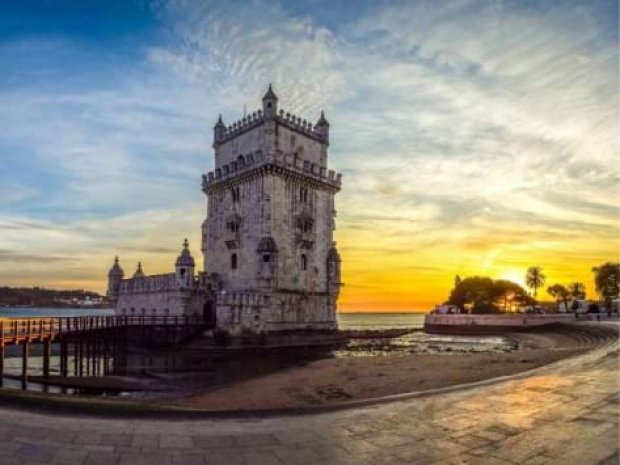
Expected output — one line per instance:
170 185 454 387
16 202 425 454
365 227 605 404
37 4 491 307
0 323 617 465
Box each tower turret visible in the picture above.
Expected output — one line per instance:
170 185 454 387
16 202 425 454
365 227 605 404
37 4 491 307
133 261 145 278
262 84 278 119
175 238 195 287
315 110 330 143
213 114 226 146
327 243 342 298
107 256 124 305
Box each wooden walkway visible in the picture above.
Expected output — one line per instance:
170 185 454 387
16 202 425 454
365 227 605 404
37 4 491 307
0 315 207 390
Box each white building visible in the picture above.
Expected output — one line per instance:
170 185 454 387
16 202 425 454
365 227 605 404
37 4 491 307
107 86 343 334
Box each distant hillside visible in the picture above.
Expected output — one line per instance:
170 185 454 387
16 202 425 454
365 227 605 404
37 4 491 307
0 286 107 308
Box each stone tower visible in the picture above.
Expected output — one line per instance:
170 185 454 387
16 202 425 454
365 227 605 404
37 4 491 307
201 85 342 333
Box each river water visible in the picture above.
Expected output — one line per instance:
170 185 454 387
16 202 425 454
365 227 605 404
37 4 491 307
0 308 426 330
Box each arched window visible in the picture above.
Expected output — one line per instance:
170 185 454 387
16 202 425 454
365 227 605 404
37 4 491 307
263 253 271 263
301 254 307 271
227 219 240 233
231 253 238 270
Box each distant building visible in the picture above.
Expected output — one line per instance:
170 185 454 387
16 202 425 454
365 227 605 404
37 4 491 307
107 86 343 333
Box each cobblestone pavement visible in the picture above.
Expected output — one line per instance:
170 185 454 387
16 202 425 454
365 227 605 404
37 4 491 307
0 332 617 465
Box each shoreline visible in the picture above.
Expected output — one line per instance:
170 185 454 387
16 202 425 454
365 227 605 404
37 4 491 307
0 324 613 415
0 325 618 418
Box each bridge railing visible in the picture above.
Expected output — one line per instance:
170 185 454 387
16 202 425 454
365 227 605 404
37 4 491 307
0 315 208 344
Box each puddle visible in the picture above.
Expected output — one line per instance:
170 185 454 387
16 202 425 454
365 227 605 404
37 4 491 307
335 332 517 357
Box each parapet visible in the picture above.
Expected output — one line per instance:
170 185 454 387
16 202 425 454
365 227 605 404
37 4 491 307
215 106 329 145
216 109 264 144
118 272 200 293
202 150 342 193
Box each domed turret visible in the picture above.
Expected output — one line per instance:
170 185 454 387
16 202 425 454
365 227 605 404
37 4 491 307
175 239 195 287
315 110 329 142
262 84 278 119
107 256 124 305
133 261 146 278
213 114 226 146
176 238 195 267
108 256 124 278
327 243 342 297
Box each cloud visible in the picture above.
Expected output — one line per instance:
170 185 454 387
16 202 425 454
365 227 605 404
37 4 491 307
0 0 617 307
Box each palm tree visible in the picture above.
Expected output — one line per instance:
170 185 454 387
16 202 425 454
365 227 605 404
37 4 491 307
525 266 546 299
567 282 586 300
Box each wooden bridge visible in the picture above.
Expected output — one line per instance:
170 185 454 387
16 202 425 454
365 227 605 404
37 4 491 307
0 315 208 390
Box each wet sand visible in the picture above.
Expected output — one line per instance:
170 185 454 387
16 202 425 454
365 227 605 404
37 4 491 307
163 331 592 411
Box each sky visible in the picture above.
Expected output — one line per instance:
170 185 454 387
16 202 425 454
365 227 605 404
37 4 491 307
0 0 618 312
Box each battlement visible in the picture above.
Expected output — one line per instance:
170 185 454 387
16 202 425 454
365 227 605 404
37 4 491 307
216 107 328 145
201 150 342 192
276 108 328 143
119 273 200 293
218 108 264 143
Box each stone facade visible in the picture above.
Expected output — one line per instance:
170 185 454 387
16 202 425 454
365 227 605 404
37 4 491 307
107 241 210 319
107 86 342 334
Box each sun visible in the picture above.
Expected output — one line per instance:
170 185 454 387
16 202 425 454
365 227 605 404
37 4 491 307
499 269 526 287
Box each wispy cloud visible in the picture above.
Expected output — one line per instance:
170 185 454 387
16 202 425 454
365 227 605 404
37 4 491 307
0 0 617 308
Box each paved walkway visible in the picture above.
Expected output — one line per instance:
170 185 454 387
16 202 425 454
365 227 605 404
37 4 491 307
0 329 617 465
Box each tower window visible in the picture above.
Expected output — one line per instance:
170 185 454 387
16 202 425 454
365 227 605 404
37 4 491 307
263 254 271 263
299 186 309 203
298 218 313 233
231 253 238 270
301 254 307 271
231 187 240 203
227 220 240 233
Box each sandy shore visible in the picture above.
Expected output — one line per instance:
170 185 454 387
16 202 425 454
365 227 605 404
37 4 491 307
161 330 596 411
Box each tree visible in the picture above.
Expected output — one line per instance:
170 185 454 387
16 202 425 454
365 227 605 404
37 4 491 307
447 276 496 313
592 263 620 311
547 284 569 312
567 282 586 300
493 279 530 312
447 276 532 314
525 266 546 299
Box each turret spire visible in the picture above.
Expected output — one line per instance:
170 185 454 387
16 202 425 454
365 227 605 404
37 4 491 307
315 110 330 142
263 83 278 101
133 261 145 278
176 238 195 267
262 84 278 118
